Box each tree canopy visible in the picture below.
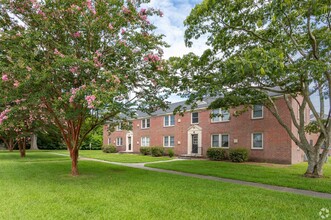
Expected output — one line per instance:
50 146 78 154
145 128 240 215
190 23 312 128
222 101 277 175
170 0 331 177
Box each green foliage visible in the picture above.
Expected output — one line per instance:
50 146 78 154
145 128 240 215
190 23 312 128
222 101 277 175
150 146 165 157
140 147 151 155
81 126 102 150
229 148 249 163
102 145 117 153
207 148 227 161
167 148 174 158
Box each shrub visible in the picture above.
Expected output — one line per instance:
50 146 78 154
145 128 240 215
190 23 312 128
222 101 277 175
102 144 117 153
167 148 174 158
207 148 227 161
229 148 249 162
140 147 151 155
150 146 164 157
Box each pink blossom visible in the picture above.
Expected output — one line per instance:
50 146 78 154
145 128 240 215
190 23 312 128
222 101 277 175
13 80 20 88
54 49 65 58
86 0 96 14
69 66 79 74
144 53 160 63
122 6 131 14
72 32 81 38
26 66 32 71
2 74 8 81
113 75 121 84
121 28 126 35
95 50 102 57
108 23 114 30
140 8 147 15
85 95 96 109
0 108 10 125
37 10 46 18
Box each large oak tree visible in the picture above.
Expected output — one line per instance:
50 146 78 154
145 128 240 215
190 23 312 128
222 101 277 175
171 0 330 177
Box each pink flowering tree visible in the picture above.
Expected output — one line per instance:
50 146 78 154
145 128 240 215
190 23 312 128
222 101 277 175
0 0 170 175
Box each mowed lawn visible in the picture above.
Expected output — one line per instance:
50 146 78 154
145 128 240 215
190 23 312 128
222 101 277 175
52 150 172 163
0 151 330 219
146 159 331 193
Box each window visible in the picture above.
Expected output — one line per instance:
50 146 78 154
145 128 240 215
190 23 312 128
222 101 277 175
116 123 122 131
211 134 229 148
164 136 175 147
164 115 175 127
211 109 230 122
116 137 123 146
252 105 263 119
252 133 263 149
108 138 111 145
141 118 150 129
141 137 150 147
191 112 199 124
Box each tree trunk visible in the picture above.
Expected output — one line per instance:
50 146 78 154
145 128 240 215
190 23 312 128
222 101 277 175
69 148 79 176
304 150 323 178
30 134 39 150
18 140 26 158
8 139 14 152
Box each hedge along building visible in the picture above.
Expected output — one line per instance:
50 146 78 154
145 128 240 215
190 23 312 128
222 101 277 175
103 94 316 164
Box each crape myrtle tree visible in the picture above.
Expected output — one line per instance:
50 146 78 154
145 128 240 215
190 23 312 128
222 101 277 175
0 0 171 175
170 0 331 177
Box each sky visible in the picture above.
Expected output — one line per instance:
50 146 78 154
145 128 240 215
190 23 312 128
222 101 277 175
142 0 329 113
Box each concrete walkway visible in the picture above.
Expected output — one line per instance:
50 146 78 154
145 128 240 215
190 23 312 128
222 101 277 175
52 153 331 200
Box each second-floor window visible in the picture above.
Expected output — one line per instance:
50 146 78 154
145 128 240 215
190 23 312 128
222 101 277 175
191 112 199 124
164 136 175 147
252 133 263 149
211 109 230 122
116 123 122 131
164 115 175 127
252 105 263 119
141 137 150 147
116 137 123 146
141 118 150 129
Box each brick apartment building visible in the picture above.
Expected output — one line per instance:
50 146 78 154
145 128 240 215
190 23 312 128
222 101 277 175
103 95 315 164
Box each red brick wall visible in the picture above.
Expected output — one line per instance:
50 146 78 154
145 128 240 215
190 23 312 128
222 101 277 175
102 125 127 152
103 96 313 164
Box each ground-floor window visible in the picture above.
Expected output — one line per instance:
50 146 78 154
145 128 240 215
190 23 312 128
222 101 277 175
164 136 175 147
141 137 150 147
252 133 263 149
116 137 123 146
211 134 229 148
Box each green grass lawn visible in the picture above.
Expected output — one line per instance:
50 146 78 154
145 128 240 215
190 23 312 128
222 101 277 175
51 150 172 163
0 151 330 219
146 159 331 194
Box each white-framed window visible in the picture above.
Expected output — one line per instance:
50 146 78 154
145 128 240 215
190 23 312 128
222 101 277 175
211 109 230 122
252 105 263 119
191 112 199 124
116 137 123 146
116 123 122 131
164 115 175 127
252 133 263 149
164 136 175 147
211 134 229 148
141 118 150 129
108 138 111 145
141 137 150 147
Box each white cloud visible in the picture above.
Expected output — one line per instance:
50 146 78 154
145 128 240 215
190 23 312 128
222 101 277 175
142 0 207 59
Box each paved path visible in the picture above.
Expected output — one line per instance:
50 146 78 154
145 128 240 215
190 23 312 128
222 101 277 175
52 153 331 200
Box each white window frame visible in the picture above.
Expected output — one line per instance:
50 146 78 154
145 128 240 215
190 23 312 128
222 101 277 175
141 118 150 129
191 112 199 124
211 134 230 148
251 133 263 149
141 136 150 147
116 137 123 146
164 115 175 127
211 109 230 122
252 105 263 119
108 138 111 145
163 136 175 147
116 123 122 131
